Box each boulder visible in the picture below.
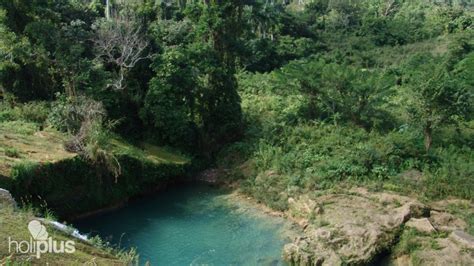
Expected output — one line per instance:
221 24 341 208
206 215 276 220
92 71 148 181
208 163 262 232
405 218 436 233
429 210 467 232
404 233 474 265
0 188 16 208
449 230 474 249
283 188 428 265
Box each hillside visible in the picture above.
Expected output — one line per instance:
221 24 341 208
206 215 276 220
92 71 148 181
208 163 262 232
0 0 473 264
215 32 474 264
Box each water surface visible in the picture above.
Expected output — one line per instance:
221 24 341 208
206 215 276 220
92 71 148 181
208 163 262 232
74 184 292 265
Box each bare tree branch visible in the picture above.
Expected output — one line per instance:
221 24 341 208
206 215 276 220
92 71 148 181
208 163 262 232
93 11 149 91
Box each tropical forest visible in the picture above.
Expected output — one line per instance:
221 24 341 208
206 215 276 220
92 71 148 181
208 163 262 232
0 0 473 265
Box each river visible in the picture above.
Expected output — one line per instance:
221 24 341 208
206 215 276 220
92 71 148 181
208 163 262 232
74 183 293 265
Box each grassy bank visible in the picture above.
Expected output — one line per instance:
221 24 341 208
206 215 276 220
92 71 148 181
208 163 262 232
0 205 136 265
0 117 190 264
0 120 190 218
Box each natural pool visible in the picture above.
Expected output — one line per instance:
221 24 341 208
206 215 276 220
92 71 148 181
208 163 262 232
74 183 294 265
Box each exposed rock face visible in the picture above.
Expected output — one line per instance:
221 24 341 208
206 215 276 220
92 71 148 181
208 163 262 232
282 188 474 266
283 188 429 265
0 188 16 208
406 232 474 265
450 230 474 249
405 218 436 233
429 210 467 232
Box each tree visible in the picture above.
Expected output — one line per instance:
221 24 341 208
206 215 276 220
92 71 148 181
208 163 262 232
403 53 472 152
93 10 149 91
0 1 101 100
288 60 395 130
193 0 244 151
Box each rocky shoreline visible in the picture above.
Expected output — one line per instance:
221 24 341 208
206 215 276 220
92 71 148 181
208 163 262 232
281 188 473 265
213 180 474 265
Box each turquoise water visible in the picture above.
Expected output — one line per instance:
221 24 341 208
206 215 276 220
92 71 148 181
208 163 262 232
74 184 291 265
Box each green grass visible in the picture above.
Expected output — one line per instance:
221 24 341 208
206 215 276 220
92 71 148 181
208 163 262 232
110 139 189 165
0 206 132 265
0 122 75 177
4 148 20 158
0 119 189 178
0 117 188 264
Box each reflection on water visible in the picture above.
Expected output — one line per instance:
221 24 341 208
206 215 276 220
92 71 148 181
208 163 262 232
74 183 292 265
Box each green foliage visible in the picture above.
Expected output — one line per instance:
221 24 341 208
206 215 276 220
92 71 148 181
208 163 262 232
48 94 106 133
10 161 39 182
393 228 423 256
0 100 49 124
142 0 245 154
47 94 123 177
7 150 189 217
423 145 474 200
222 31 474 208
4 147 19 158
402 51 472 151
141 45 198 147
290 60 396 129
0 0 101 101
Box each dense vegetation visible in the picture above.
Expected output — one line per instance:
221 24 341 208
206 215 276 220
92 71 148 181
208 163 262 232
0 0 473 215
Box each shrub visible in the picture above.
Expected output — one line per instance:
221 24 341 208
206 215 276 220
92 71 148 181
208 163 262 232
10 161 39 181
0 100 49 124
13 102 50 124
423 145 474 200
0 121 39 135
48 94 120 177
4 147 20 158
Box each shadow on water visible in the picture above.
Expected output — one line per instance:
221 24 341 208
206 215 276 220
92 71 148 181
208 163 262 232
73 182 291 265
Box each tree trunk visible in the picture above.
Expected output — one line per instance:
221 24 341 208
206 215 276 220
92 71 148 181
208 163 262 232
106 0 111 20
424 122 432 152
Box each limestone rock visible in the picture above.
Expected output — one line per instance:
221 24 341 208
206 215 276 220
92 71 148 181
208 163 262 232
406 234 474 265
405 218 436 233
0 188 16 208
283 189 428 265
288 195 317 218
429 210 467 232
449 230 474 249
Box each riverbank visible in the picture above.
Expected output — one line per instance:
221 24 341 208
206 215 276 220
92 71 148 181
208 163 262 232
195 164 474 264
0 120 190 218
208 167 474 265
1 120 472 265
0 190 136 264
0 120 191 263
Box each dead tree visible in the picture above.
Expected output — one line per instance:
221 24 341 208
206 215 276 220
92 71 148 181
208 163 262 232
93 11 149 91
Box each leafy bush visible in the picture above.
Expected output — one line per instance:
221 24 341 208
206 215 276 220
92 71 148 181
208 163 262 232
48 94 105 134
48 94 121 177
10 161 39 182
4 147 20 158
423 145 474 200
0 100 49 124
0 121 39 135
